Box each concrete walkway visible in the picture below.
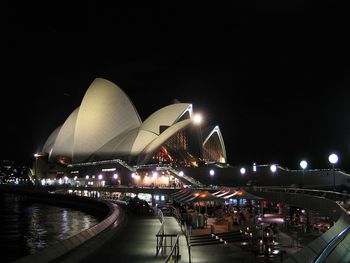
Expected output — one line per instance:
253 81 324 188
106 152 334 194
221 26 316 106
82 213 252 263
82 214 164 263
80 208 324 263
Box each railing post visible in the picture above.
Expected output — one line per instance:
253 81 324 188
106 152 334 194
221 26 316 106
187 225 192 263
176 237 179 263
163 235 166 256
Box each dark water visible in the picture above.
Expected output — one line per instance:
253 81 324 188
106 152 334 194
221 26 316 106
0 193 100 262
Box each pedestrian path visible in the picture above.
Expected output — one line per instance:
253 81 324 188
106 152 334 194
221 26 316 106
277 225 321 260
82 211 323 263
82 215 165 263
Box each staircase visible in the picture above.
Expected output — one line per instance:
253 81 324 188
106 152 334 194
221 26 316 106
168 167 203 187
115 159 136 172
189 231 249 246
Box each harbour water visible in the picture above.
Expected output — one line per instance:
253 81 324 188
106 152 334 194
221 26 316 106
0 193 101 262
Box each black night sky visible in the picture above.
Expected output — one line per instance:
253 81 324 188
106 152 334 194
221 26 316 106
3 2 350 171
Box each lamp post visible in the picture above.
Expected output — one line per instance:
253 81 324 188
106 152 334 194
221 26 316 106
33 153 42 186
299 160 308 188
328 153 338 191
193 113 203 160
270 164 277 186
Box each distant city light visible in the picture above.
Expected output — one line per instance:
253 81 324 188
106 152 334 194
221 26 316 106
209 169 215 176
113 173 118 179
179 171 184 177
270 164 277 173
240 167 246 175
253 163 257 172
98 174 103 180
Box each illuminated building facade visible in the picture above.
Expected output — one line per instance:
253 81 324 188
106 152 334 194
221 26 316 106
36 78 227 187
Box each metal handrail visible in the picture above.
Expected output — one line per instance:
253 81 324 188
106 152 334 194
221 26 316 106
164 235 180 263
184 222 192 263
252 186 350 262
252 186 350 201
156 209 165 256
313 224 350 263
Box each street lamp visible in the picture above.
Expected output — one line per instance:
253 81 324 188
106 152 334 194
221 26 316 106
270 164 277 173
33 153 43 185
328 153 338 191
300 160 308 188
193 113 203 160
209 169 215 176
270 164 277 186
240 167 246 175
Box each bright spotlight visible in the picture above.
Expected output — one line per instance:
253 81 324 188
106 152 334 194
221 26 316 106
240 167 246 175
179 171 184 177
193 113 203 125
300 160 308 170
328 153 338 164
209 169 215 176
270 164 277 173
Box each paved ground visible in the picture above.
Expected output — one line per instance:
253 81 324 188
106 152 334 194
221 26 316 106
82 213 253 263
82 214 164 263
277 224 321 259
82 212 316 263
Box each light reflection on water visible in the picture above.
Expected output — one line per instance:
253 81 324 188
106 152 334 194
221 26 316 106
0 193 100 262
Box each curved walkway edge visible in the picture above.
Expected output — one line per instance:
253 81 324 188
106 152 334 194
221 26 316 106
10 193 126 263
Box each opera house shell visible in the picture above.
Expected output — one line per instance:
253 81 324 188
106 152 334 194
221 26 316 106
41 78 227 171
38 78 348 190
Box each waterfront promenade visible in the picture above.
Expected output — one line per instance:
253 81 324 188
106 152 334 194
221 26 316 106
80 209 320 263
82 213 254 263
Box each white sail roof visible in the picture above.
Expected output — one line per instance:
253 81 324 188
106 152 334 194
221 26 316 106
42 125 62 154
203 125 227 162
140 103 192 135
41 78 225 166
72 78 141 162
50 107 80 160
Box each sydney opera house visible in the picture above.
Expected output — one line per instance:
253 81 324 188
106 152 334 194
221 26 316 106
34 78 227 187
34 78 350 190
